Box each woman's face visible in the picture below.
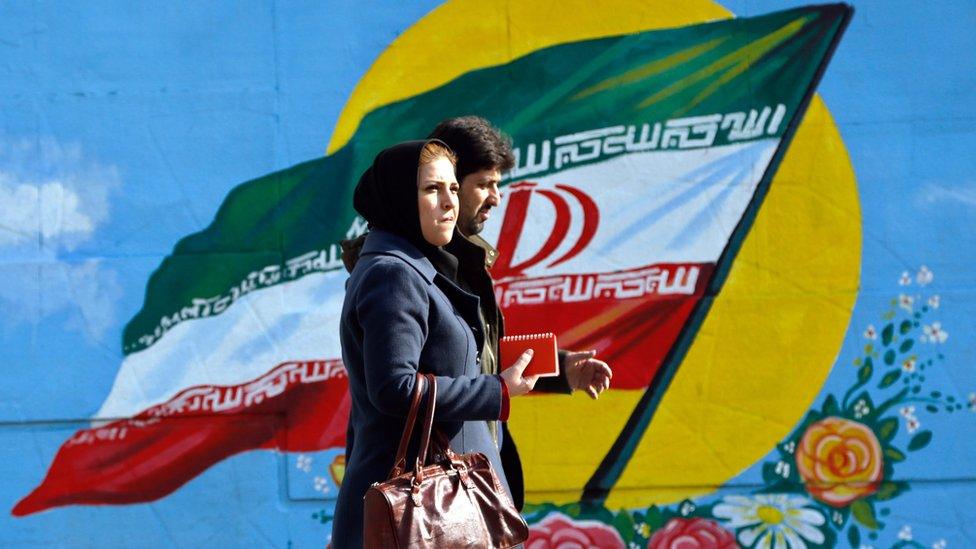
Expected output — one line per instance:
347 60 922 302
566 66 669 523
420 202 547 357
417 156 459 246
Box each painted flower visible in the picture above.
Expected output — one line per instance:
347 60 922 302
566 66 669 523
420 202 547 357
916 266 933 286
863 325 877 340
795 417 884 507
296 454 312 472
898 293 914 312
906 417 921 434
330 454 346 486
713 494 825 549
313 475 329 493
899 271 911 286
899 405 916 419
853 399 870 419
901 358 917 373
648 517 738 549
928 294 940 309
527 513 626 549
774 460 791 478
898 525 913 541
932 539 947 549
921 322 948 343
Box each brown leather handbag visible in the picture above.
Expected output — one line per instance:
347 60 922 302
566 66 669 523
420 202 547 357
363 373 529 548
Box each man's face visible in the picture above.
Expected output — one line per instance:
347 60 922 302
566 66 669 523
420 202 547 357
457 168 501 236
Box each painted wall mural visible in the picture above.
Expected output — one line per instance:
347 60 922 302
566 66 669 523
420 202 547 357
1 1 973 547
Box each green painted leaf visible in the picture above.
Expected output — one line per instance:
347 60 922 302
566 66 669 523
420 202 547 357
612 511 636 544
899 320 912 334
899 339 914 353
823 395 840 416
875 481 906 501
562 503 582 518
881 323 894 345
645 506 665 529
883 349 896 365
908 430 932 451
879 370 901 389
847 525 861 547
877 417 898 442
858 363 873 383
851 500 879 529
884 447 906 462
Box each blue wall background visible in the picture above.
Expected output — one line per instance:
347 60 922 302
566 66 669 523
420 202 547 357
0 1 973 546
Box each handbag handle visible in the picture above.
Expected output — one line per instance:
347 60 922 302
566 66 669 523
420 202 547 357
388 373 427 478
414 374 437 473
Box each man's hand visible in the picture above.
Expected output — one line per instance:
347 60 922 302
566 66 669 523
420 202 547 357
564 350 612 399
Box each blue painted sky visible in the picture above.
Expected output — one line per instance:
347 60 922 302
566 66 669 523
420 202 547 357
0 1 973 545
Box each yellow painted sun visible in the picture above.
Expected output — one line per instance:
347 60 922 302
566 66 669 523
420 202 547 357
329 0 861 509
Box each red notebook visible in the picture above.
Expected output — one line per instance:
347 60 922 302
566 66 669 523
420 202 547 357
499 333 559 378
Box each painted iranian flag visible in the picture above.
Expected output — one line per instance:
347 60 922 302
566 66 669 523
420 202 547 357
14 4 849 515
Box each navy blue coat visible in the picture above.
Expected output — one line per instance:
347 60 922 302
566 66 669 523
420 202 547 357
331 229 510 548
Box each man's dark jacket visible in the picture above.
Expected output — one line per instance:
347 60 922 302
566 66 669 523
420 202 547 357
342 231 572 510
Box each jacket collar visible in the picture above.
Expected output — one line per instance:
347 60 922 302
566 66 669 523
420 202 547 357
360 229 437 284
466 234 499 268
445 230 499 269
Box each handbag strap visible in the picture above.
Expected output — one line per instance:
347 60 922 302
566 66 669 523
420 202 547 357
414 374 437 471
388 373 426 478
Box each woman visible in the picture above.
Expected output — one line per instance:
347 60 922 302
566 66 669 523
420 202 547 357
331 139 537 548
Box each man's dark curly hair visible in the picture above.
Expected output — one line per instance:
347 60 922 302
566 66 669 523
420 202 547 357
427 116 515 182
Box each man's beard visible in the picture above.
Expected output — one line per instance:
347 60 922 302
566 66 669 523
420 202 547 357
461 204 490 236
462 216 484 236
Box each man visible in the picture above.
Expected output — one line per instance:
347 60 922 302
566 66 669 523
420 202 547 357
428 116 612 510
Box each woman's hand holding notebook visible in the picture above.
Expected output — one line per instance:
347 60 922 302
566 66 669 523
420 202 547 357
499 333 559 377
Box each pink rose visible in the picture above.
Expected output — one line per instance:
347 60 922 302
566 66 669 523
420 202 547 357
527 512 625 549
648 518 739 549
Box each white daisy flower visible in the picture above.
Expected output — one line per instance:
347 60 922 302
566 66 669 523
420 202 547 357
314 476 330 493
898 525 913 541
899 405 916 419
906 417 921 434
899 271 912 286
864 325 877 340
713 494 825 549
901 358 917 373
916 266 933 286
928 295 940 309
932 539 947 549
922 322 948 344
854 399 870 419
296 454 312 473
898 294 914 312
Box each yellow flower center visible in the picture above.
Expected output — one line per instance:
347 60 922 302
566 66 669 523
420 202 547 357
756 505 784 525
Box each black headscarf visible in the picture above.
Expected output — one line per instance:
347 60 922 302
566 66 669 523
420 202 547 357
351 139 459 281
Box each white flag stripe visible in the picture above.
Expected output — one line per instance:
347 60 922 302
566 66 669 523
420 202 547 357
481 139 778 275
95 269 347 420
